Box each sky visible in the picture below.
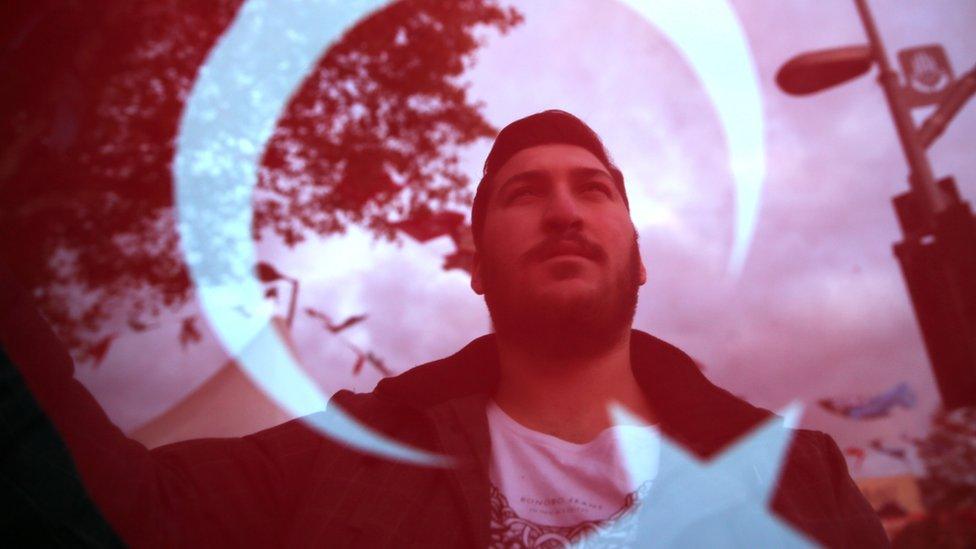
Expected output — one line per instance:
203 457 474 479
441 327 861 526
75 0 976 479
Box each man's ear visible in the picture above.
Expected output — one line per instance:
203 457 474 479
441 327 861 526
633 229 647 286
470 252 485 295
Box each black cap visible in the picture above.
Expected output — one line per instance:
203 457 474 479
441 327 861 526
471 110 628 250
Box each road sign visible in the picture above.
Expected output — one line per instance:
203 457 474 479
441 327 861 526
898 44 955 108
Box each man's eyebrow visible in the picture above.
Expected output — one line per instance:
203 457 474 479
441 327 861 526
496 166 614 198
496 169 548 198
569 167 613 181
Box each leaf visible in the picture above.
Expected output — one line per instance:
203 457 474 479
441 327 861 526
306 307 366 333
179 315 202 349
394 210 465 242
442 249 474 274
365 351 391 377
127 318 152 332
352 354 366 375
330 314 367 333
87 334 116 368
305 307 332 322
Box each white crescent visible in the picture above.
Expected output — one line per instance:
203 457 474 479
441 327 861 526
617 0 765 274
173 0 764 464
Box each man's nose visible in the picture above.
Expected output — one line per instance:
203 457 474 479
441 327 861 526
542 187 582 233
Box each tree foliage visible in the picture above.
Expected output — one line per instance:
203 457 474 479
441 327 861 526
914 407 976 512
893 407 976 548
0 0 521 358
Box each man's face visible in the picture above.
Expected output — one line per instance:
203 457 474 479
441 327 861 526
472 144 646 357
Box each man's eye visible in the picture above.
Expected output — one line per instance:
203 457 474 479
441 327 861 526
507 187 540 202
583 182 612 197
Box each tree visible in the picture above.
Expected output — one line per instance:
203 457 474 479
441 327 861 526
0 0 521 360
913 407 976 511
893 407 976 547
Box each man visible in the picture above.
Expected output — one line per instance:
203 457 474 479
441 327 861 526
1 111 887 547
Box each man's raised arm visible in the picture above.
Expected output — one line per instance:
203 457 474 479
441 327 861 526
0 264 323 546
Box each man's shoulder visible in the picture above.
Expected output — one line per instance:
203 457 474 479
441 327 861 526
776 428 890 546
628 330 775 454
295 336 495 437
368 334 499 408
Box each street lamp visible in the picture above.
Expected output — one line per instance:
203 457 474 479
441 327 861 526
776 45 873 96
255 261 300 329
775 0 976 409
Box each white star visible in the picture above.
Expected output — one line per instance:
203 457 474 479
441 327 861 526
602 403 816 548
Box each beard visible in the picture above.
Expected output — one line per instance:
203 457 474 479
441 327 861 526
480 237 642 361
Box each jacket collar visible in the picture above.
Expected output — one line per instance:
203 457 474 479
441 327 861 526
372 330 771 458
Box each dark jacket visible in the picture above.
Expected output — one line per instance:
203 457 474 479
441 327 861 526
1 274 887 547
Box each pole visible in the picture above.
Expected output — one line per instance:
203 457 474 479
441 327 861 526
851 0 976 409
851 0 947 224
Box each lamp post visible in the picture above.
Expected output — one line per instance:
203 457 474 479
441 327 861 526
255 261 300 329
775 1 976 409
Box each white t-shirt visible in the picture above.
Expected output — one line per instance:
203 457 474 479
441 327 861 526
486 401 660 547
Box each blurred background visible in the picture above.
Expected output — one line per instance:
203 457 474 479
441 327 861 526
2 0 974 544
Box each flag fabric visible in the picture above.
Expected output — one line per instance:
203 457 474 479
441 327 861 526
818 382 916 420
844 446 866 471
869 439 909 461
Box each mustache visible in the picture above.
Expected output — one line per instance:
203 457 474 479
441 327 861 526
522 232 607 264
